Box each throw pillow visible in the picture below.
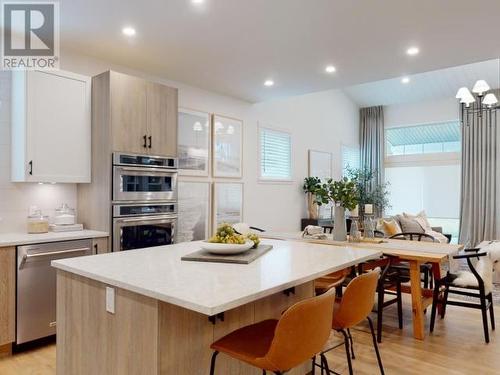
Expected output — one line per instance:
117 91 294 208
403 210 431 230
382 219 402 236
398 216 425 233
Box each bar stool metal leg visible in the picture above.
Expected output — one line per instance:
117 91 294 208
209 351 219 375
347 328 355 359
367 317 385 375
340 329 354 375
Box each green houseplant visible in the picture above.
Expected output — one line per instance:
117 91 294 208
302 177 326 219
346 167 390 218
318 177 358 240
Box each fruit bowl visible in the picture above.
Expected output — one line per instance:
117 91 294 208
201 240 254 255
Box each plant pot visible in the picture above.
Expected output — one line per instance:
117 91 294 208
307 193 319 220
333 205 347 241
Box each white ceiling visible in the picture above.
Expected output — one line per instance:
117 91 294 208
344 58 500 107
60 0 500 102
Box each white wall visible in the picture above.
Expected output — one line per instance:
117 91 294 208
384 97 459 128
246 90 359 230
0 50 359 233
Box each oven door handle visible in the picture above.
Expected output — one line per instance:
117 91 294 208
115 166 177 175
117 216 177 224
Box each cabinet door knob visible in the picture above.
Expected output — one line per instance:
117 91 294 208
143 135 147 148
148 136 152 149
29 160 33 175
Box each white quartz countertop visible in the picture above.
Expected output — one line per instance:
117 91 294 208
0 230 109 247
52 239 381 316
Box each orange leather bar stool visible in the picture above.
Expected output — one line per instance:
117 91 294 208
314 268 350 295
209 287 337 375
319 269 385 375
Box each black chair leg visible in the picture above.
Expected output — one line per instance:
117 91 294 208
377 288 384 343
430 283 440 333
367 317 385 375
488 293 495 331
347 328 355 359
209 351 219 375
396 280 403 330
320 353 331 375
340 329 354 375
311 356 316 375
480 291 490 343
423 268 429 289
440 285 449 319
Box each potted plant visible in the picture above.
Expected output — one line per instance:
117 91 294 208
320 177 358 241
346 167 391 220
302 177 323 219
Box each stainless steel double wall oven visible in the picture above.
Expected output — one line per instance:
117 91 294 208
112 153 178 251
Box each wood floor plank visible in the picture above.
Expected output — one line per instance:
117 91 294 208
0 296 499 375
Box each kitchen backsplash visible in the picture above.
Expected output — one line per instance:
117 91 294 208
0 71 78 233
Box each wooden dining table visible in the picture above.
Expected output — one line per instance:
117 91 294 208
262 232 464 340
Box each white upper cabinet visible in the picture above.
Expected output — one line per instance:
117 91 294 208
11 70 91 183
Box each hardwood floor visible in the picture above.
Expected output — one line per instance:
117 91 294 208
0 297 498 374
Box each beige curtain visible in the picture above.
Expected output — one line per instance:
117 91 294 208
459 90 499 246
360 106 385 188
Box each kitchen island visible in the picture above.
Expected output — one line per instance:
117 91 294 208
52 239 381 375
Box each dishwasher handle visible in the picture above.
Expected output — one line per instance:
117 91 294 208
22 247 91 263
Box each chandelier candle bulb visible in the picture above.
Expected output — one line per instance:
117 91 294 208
472 80 490 95
456 87 471 100
483 93 498 107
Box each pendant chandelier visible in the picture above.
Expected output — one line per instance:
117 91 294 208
456 80 498 125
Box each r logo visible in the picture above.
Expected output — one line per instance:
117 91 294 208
4 3 54 55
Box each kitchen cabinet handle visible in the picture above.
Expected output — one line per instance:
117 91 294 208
94 243 98 254
148 136 152 149
29 160 33 175
143 135 147 148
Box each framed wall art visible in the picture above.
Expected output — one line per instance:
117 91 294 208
212 114 243 178
178 108 211 176
213 182 243 231
177 181 211 242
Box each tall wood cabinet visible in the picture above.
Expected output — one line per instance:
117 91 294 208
110 71 177 156
77 71 178 234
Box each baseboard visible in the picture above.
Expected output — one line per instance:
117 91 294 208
0 343 13 358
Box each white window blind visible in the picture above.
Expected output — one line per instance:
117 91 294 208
342 145 360 175
260 127 292 180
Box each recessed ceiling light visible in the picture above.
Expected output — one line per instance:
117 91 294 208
325 65 336 73
192 0 205 4
406 47 419 56
264 80 274 87
122 27 136 37
401 76 410 84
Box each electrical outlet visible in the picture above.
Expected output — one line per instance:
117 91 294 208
106 287 115 314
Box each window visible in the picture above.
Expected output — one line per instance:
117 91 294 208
386 121 460 156
342 145 360 175
384 120 461 243
259 127 292 181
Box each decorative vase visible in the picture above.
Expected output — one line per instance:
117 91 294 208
333 205 347 241
307 193 319 219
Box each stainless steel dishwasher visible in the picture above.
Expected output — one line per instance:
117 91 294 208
16 239 94 344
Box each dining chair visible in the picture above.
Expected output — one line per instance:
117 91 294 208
209 286 336 374
358 257 403 343
318 269 385 375
389 232 437 289
430 248 496 343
